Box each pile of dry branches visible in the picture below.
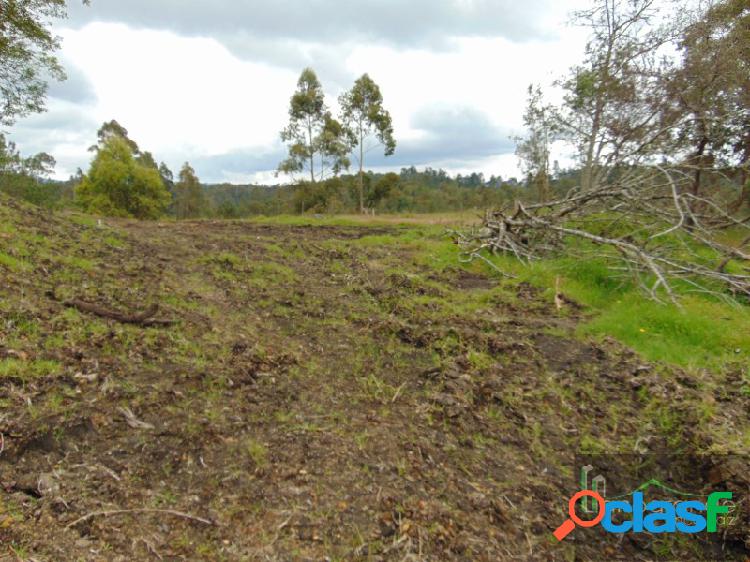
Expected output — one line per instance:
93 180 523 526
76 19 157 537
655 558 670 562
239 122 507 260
455 166 750 303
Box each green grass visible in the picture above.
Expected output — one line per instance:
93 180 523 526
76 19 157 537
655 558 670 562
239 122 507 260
0 252 29 272
0 358 62 381
345 224 750 371
244 438 268 468
59 255 96 271
468 249 750 370
104 235 124 248
579 295 749 368
248 262 297 286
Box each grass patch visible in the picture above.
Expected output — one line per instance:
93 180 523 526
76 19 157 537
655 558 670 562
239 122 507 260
244 438 268 468
248 262 297 287
0 358 62 380
59 255 96 271
579 295 749 369
67 214 97 227
0 252 28 272
465 248 750 370
104 235 125 248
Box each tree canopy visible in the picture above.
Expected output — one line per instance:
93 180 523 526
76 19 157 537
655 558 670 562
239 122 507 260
76 135 171 219
0 0 89 126
278 68 351 184
339 73 396 212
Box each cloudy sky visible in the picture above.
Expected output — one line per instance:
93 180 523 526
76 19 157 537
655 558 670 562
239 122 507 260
11 0 591 184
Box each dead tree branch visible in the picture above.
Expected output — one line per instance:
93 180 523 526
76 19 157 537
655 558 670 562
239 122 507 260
46 291 178 327
66 508 216 529
456 166 750 304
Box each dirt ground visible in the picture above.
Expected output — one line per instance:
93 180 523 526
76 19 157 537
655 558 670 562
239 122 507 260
0 197 748 561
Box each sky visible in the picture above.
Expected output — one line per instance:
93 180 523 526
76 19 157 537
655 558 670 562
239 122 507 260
10 0 592 184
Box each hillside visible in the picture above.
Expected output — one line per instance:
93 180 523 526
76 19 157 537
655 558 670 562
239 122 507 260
0 196 748 561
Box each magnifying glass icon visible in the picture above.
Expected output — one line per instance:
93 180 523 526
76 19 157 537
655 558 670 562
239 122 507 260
553 490 606 541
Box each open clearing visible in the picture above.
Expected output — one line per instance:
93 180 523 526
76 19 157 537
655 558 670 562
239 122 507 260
0 197 748 561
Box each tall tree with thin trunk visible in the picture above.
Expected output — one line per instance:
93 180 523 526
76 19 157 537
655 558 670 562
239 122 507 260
278 68 350 184
339 74 396 213
279 68 325 184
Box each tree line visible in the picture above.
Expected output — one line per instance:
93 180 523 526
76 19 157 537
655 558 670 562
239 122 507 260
1 120 577 217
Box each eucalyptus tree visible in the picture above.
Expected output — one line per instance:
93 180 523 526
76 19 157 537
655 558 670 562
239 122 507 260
76 136 170 219
89 120 141 154
339 74 396 212
278 68 351 184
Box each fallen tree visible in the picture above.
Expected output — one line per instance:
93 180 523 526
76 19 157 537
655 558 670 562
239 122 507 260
454 166 750 304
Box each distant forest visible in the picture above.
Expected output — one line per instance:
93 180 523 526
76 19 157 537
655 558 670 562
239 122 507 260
0 143 584 217
202 166 582 217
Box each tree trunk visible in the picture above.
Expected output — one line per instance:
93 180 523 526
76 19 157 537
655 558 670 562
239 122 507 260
308 120 315 184
582 13 615 193
537 171 549 203
691 137 708 198
358 127 365 213
734 169 750 212
686 135 708 229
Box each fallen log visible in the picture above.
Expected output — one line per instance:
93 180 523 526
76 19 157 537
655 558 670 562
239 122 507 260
46 291 177 327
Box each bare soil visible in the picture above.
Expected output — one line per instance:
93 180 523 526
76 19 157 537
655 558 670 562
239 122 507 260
0 197 747 561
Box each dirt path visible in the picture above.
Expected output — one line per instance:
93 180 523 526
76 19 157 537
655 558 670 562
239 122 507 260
0 203 747 561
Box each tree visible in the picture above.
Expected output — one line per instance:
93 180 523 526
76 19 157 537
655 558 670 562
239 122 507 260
457 0 750 304
0 133 53 177
515 85 557 203
0 132 58 205
0 0 89 126
159 162 174 189
137 150 159 170
173 162 206 219
558 0 674 191
158 161 176 210
278 68 350 184
318 111 353 178
368 172 399 208
339 73 396 212
76 136 170 219
665 0 750 207
89 119 140 154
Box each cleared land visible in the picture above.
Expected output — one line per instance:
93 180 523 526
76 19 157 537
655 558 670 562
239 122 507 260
0 196 748 561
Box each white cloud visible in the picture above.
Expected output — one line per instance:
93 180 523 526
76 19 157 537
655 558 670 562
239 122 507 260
60 24 295 155
10 2 592 182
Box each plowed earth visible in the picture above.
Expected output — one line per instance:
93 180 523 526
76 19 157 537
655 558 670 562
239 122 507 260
0 197 747 561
